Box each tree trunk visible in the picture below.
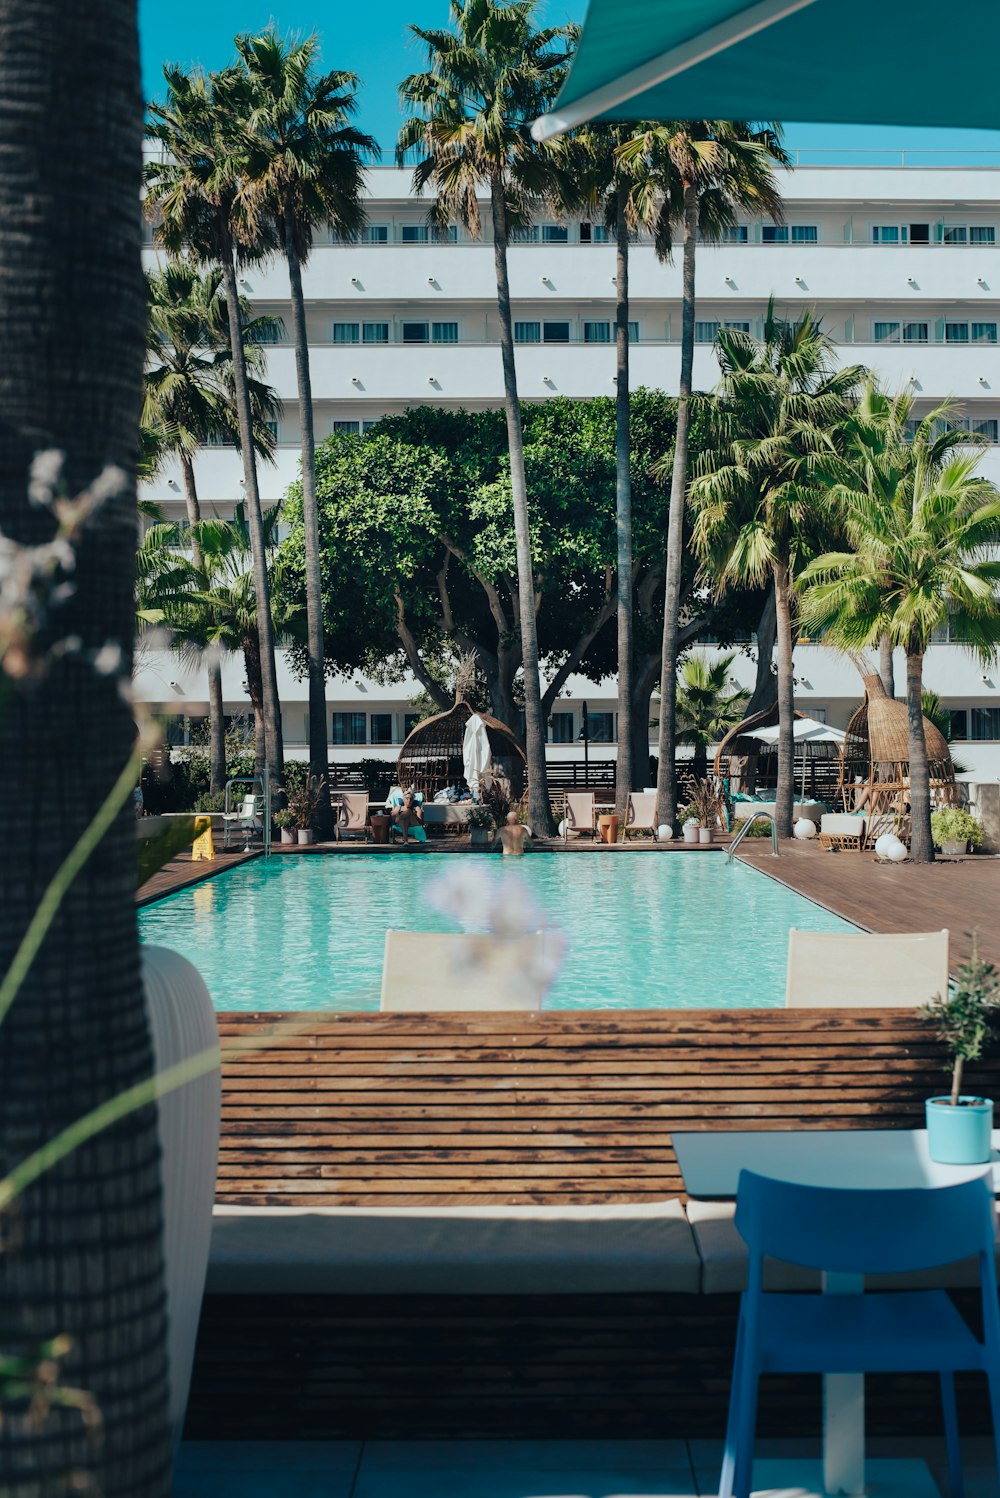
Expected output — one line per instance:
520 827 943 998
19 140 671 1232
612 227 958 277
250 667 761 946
879 634 896 699
490 179 554 835
744 586 778 718
655 180 698 830
906 646 934 863
631 652 660 789
0 3 171 1492
614 191 633 816
180 452 225 793
219 251 284 786
773 557 796 838
284 224 330 833
242 631 266 779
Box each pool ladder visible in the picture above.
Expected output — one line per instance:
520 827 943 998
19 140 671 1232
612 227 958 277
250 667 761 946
726 811 779 862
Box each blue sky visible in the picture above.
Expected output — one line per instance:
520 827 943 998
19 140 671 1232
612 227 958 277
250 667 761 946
139 0 1000 164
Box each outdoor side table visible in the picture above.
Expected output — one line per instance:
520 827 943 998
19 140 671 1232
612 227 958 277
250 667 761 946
673 1128 1000 1498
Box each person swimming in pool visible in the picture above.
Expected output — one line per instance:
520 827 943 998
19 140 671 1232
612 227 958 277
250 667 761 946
498 811 531 856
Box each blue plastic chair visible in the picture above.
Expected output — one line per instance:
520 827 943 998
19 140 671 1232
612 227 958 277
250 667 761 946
719 1170 1000 1498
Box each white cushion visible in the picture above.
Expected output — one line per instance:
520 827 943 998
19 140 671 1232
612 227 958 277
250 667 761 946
207 1201 702 1296
820 813 866 836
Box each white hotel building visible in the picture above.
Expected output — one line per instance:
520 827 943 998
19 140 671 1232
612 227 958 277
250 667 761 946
138 162 1000 779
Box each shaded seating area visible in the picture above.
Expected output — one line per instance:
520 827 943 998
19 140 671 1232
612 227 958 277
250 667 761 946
396 700 526 805
714 702 843 822
838 674 957 846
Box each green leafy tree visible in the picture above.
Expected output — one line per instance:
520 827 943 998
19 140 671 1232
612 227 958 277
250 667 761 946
143 260 280 789
235 29 378 820
676 652 748 780
690 307 863 837
398 0 576 834
0 2 173 1487
145 63 286 786
617 120 788 828
799 390 1000 861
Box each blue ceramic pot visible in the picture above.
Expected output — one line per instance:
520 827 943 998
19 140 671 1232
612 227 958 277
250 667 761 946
926 1096 994 1164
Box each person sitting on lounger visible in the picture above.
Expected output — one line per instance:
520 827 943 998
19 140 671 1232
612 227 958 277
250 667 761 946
498 811 531 856
393 792 427 844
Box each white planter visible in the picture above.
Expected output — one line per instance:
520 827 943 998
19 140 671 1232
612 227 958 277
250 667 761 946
698 827 713 845
297 828 315 845
280 827 295 845
941 839 967 857
142 946 220 1452
682 822 699 844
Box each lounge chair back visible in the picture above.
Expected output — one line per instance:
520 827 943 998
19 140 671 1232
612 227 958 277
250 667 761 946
563 791 595 838
785 927 949 1008
337 792 369 836
624 791 657 833
380 931 551 1011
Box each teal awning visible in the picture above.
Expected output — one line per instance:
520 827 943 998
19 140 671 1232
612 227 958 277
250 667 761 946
533 0 1000 140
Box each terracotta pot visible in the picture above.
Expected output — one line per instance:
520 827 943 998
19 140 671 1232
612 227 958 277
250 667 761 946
370 814 390 845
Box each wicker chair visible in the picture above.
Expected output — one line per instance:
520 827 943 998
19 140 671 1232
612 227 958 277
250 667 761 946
837 675 955 847
817 813 866 852
396 701 526 803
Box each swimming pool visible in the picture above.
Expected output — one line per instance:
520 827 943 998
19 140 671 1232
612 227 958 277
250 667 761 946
138 852 857 1011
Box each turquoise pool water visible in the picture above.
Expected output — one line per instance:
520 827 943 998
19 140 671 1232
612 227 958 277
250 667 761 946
138 853 857 1011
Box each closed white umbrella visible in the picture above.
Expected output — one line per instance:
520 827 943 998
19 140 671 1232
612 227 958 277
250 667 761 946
463 714 493 800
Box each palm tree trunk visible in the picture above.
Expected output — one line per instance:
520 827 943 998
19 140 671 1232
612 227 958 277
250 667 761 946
0 2 171 1491
490 178 554 834
879 635 896 698
243 631 267 780
614 190 633 817
773 557 796 837
631 652 660 788
906 646 934 862
655 180 698 829
283 224 330 834
180 452 225 792
219 251 284 787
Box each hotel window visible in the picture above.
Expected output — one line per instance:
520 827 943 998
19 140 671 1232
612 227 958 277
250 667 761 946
949 709 969 741
250 318 284 344
432 321 459 343
791 225 818 243
903 322 928 343
910 223 930 244
582 711 615 743
946 322 970 343
333 420 360 434
874 321 901 344
433 224 460 243
263 421 279 442
510 225 539 243
548 712 574 744
370 713 394 746
362 420 381 432
761 224 788 243
972 418 999 443
902 418 921 442
943 225 968 244
332 321 360 343
695 321 720 343
331 711 366 745
541 224 569 243
515 321 540 343
403 712 420 737
543 322 570 343
629 321 639 341
363 225 388 244
971 707 1000 741
400 224 429 243
972 322 998 343
363 322 389 344
720 225 748 243
872 225 906 244
402 322 429 344
579 222 609 243
970 226 996 244
584 321 610 343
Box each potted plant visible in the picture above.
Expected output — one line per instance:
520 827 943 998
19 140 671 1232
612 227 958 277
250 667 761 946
274 808 296 845
689 778 719 844
920 939 1000 1163
286 775 325 845
680 805 700 844
930 805 983 858
466 803 495 848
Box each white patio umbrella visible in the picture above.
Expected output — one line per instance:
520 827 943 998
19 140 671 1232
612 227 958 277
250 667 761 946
462 713 493 800
741 718 845 796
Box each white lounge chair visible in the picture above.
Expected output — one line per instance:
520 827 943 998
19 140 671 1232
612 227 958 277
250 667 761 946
620 791 657 841
562 791 596 840
785 927 950 1008
818 812 866 851
379 930 552 1011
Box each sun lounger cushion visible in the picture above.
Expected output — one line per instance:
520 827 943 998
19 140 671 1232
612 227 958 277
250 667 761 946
687 1199 997 1294
206 1201 702 1295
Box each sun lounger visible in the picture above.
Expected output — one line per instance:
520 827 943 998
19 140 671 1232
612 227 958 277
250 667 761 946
379 930 552 1011
785 927 949 1007
620 790 657 840
335 791 369 842
562 791 596 840
818 812 866 850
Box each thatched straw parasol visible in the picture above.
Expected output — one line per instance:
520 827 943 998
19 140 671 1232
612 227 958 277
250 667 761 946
396 700 526 801
838 674 955 845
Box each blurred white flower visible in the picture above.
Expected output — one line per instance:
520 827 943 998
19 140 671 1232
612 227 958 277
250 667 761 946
426 863 566 1004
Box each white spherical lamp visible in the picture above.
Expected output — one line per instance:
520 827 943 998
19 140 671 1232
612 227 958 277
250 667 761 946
656 823 673 842
557 819 567 838
885 837 908 863
793 818 817 840
874 833 896 859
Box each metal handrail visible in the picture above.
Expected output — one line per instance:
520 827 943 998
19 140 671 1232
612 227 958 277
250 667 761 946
727 812 779 861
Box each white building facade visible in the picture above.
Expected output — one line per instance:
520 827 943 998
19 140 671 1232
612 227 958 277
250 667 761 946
138 162 1000 778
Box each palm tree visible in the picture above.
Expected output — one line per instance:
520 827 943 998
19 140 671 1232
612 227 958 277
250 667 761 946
0 2 172 1488
618 121 788 831
144 261 280 790
398 0 576 836
676 652 748 780
235 30 379 825
145 64 286 789
799 393 1000 862
690 307 863 837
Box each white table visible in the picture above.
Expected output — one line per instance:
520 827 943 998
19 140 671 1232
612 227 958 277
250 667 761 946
674 1129 999 1498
